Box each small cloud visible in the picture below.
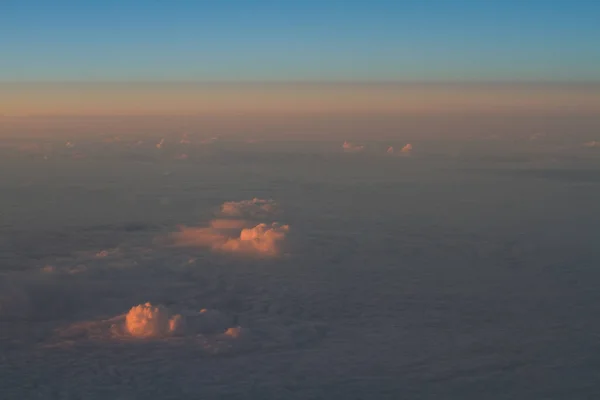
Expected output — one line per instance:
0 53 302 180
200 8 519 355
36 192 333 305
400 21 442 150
223 326 243 339
220 198 277 219
124 302 184 338
65 141 75 148
179 134 191 144
387 146 394 154
156 138 165 149
530 132 545 141
342 141 365 153
584 140 600 148
175 153 188 160
401 143 413 154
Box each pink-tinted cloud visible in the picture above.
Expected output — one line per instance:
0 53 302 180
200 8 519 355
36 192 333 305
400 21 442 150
342 141 364 153
169 222 289 257
124 302 184 338
401 143 413 153
166 199 288 256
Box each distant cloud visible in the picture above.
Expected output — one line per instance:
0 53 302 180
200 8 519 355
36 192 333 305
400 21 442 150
584 140 600 148
56 303 240 343
342 141 365 153
387 143 413 156
156 138 165 149
169 222 289 257
124 302 184 338
179 133 191 144
401 143 413 154
165 199 288 257
220 198 277 219
529 132 546 141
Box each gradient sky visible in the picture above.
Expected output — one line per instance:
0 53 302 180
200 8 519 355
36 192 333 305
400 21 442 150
1 0 599 82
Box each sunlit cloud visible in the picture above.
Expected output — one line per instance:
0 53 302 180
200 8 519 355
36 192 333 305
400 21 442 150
124 302 184 338
165 199 288 257
342 141 365 153
401 143 413 154
169 222 289 257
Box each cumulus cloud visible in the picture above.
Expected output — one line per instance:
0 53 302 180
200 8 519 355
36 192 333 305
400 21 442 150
401 143 413 154
124 302 184 338
342 141 365 153
164 199 288 256
220 198 278 219
169 222 289 257
584 140 600 148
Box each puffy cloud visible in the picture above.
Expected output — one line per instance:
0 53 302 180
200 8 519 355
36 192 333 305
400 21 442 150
387 146 394 154
401 143 413 153
124 302 184 338
165 199 288 256
584 140 600 148
342 141 365 153
170 222 289 257
221 223 289 256
220 198 277 218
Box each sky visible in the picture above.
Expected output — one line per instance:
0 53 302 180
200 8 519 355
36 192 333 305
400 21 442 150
1 0 599 82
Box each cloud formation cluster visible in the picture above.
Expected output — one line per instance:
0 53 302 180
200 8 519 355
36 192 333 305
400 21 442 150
167 199 288 256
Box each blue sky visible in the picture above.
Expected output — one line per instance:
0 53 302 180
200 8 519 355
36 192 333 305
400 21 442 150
1 0 599 81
